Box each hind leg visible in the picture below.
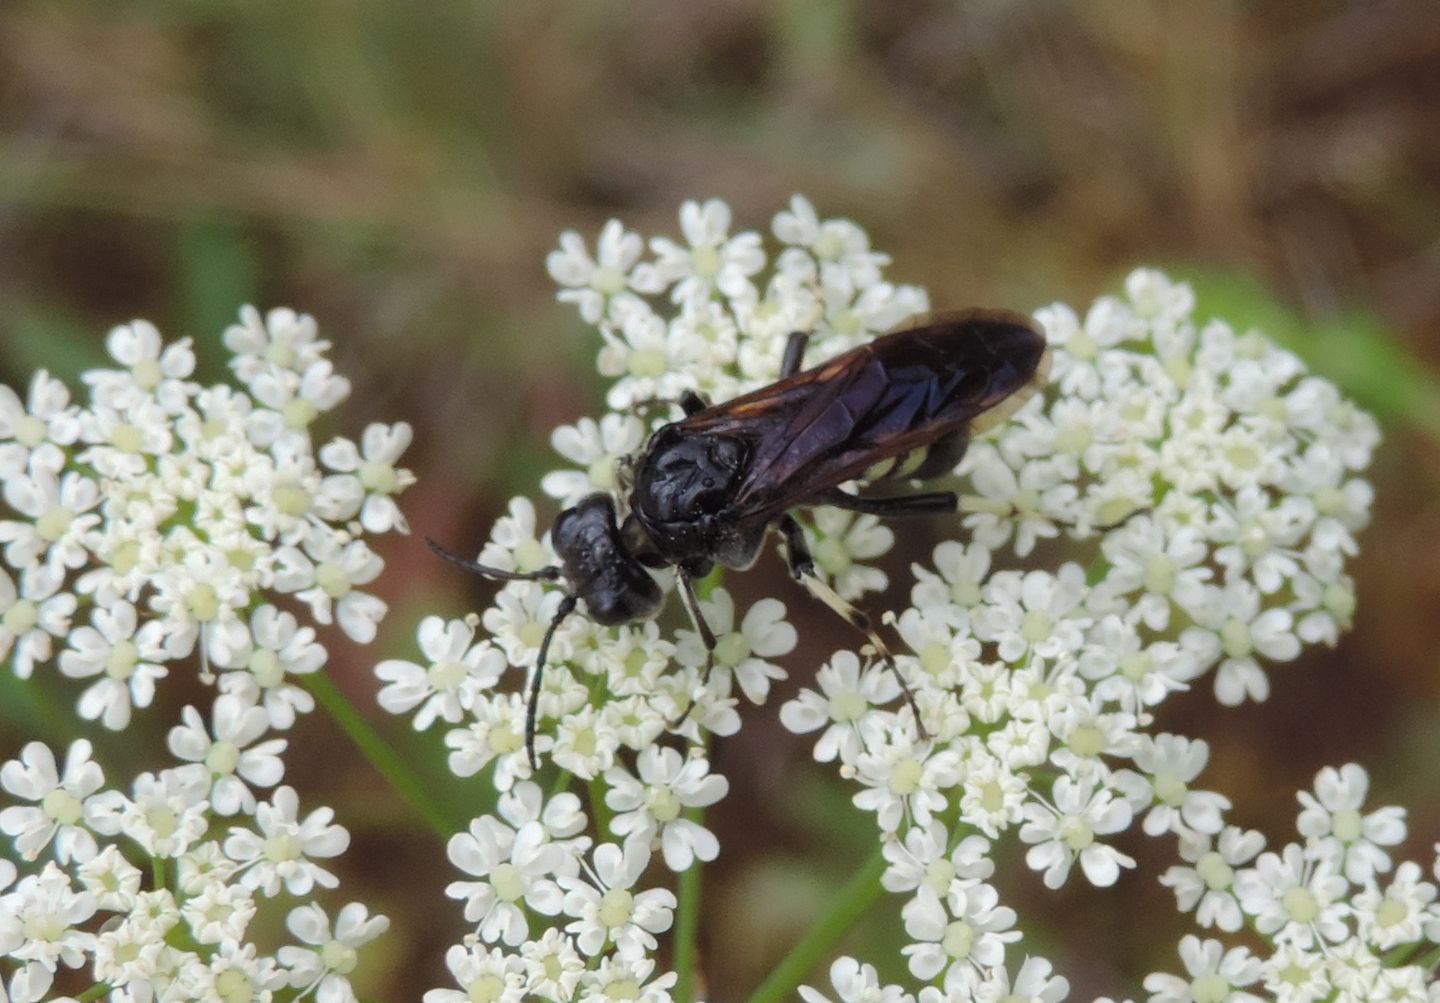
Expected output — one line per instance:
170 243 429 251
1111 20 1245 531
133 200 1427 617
814 489 957 517
908 429 971 480
777 514 929 735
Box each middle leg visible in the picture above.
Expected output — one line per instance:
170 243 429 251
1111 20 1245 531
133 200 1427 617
667 566 717 730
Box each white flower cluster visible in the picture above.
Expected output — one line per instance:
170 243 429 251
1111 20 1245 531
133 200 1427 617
1147 763 1434 1001
425 762 718 1003
0 308 414 722
782 268 1386 996
1 739 385 1002
0 309 411 1001
806 762 1440 1003
387 197 1391 1001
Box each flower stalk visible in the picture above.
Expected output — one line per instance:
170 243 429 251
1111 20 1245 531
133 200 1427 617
744 846 888 1003
303 671 457 840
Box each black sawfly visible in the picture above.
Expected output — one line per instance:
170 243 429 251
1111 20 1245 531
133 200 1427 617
431 311 1051 768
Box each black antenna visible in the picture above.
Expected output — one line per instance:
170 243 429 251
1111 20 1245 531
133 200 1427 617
428 535 572 768
425 537 562 582
527 595 578 770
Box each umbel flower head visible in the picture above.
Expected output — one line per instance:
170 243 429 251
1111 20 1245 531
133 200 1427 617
390 195 1407 1002
0 308 415 728
0 309 410 1002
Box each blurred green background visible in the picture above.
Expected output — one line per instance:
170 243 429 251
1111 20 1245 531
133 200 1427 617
2 2 1439 999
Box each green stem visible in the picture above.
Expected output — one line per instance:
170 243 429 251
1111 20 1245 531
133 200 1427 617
744 844 888 1003
151 855 166 890
548 768 574 799
672 808 705 1003
1415 943 1440 972
587 775 614 838
74 983 112 1003
1383 940 1422 968
303 672 455 840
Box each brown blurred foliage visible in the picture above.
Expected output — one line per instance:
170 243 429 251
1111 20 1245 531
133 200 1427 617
2 2 1439 999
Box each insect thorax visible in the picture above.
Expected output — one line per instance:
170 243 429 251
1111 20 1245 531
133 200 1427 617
632 429 745 520
627 427 756 567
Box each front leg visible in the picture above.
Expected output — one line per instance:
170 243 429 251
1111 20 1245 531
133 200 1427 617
678 389 710 416
628 389 711 419
780 331 810 379
667 565 717 730
675 566 718 668
777 514 929 736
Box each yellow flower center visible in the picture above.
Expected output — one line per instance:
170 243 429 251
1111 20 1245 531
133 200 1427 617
598 888 634 928
36 507 73 542
186 583 220 622
359 461 397 494
942 920 974 959
322 939 359 975
205 741 240 775
587 458 616 490
282 398 318 430
43 788 83 826
146 804 179 840
1195 851 1233 890
214 968 252 1003
264 831 303 863
714 632 750 667
827 691 867 723
272 483 310 518
1281 886 1318 923
316 563 352 599
601 978 641 1001
490 862 525 903
489 722 522 755
978 779 1005 814
1332 808 1362 843
467 974 506 1003
1021 610 1053 644
1220 619 1252 659
1059 815 1093 851
627 349 667 379
589 266 627 295
646 785 681 823
1371 894 1405 930
250 649 285 688
1143 555 1175 595
690 245 722 278
428 661 467 690
814 539 851 575
888 758 923 796
1190 974 1230 1003
131 358 163 390
924 858 955 894
1119 651 1152 681
14 414 46 448
110 422 143 453
3 599 38 636
919 644 950 677
1067 725 1104 759
106 640 139 680
1153 772 1187 807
